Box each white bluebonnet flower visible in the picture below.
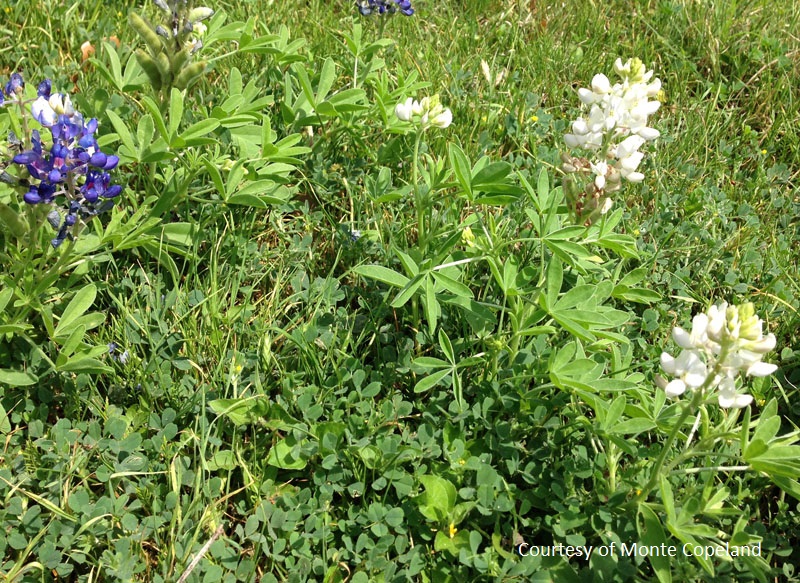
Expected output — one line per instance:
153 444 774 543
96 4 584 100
563 58 661 224
660 302 777 408
395 94 452 130
660 349 708 398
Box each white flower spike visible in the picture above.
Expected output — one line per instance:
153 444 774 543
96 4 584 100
395 94 452 131
659 302 778 408
562 58 662 224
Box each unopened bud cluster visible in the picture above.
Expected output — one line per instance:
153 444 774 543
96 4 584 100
129 0 214 94
562 58 661 224
659 302 777 408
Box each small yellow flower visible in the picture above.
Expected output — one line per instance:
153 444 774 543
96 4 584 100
760 149 767 155
461 226 476 248
529 115 538 123
481 115 488 123
449 522 457 538
657 89 666 102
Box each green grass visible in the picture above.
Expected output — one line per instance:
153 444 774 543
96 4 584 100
1 0 800 581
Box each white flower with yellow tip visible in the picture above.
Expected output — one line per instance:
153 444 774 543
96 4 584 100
660 302 778 408
395 94 452 130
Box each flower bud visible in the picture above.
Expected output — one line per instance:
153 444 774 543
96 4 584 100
47 209 62 229
188 7 214 23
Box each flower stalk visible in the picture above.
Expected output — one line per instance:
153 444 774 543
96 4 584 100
636 301 778 503
394 94 452 252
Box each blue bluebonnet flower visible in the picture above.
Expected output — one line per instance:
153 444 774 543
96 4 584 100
4 73 24 97
1 73 26 106
357 0 414 16
2 74 123 247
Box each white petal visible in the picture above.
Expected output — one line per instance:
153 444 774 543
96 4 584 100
591 74 611 94
619 151 644 171
684 370 708 388
617 135 646 158
564 134 580 148
748 333 776 354
719 389 753 409
746 362 777 377
706 305 726 340
31 96 58 126
594 175 606 190
672 327 693 349
577 88 596 104
665 379 686 397
637 127 660 141
716 378 737 408
646 78 662 96
572 119 589 135
432 108 452 129
591 160 608 175
641 100 661 115
623 171 645 182
717 393 735 408
690 314 709 343
660 352 677 374
395 98 413 121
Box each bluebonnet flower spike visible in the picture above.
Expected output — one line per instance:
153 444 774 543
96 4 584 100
357 0 414 16
3 74 123 247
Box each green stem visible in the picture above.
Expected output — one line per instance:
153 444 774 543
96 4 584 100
607 441 619 493
635 386 705 503
407 130 425 335
636 345 731 502
508 295 521 360
378 16 387 40
412 128 424 253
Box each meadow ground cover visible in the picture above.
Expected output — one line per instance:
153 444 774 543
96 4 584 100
1 0 799 581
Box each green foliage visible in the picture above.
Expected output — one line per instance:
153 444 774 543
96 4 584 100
1 0 799 581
